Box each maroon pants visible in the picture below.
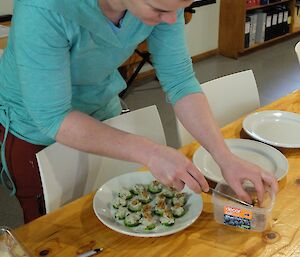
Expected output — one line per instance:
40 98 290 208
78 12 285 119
0 125 47 223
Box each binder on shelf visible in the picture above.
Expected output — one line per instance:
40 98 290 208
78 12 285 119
219 0 298 58
265 11 273 41
282 5 289 34
244 16 251 48
271 8 279 38
249 13 258 47
276 6 285 37
255 11 267 44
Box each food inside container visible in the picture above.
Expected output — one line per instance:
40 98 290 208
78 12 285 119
0 227 31 257
212 183 275 232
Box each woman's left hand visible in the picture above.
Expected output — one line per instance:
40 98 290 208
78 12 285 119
220 154 278 204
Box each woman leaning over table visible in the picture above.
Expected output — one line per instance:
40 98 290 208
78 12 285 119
0 0 278 223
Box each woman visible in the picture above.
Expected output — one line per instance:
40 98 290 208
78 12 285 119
0 0 278 223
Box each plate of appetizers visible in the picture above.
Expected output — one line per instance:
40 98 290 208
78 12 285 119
93 171 203 237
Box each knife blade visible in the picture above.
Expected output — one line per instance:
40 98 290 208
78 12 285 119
210 187 254 207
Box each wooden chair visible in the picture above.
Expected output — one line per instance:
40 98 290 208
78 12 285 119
36 105 166 213
176 70 260 146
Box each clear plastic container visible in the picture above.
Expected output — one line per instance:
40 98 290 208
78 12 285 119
212 183 275 232
0 227 31 257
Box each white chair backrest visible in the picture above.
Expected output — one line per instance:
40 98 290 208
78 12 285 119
295 41 300 64
177 70 260 146
0 49 3 58
86 105 166 190
36 105 166 213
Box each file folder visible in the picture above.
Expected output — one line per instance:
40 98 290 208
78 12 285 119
244 16 251 48
265 11 273 41
255 12 267 44
249 14 258 47
271 8 279 38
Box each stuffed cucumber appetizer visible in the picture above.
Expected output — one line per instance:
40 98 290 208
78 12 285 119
172 192 186 206
130 184 145 195
148 180 163 194
115 207 129 220
118 188 132 200
112 197 127 209
141 212 156 231
160 210 175 226
137 190 152 204
112 180 190 231
128 198 142 212
142 204 153 214
171 204 185 218
154 200 167 216
162 187 176 198
155 193 166 203
124 212 142 227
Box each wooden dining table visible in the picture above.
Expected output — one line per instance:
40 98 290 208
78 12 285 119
14 90 300 257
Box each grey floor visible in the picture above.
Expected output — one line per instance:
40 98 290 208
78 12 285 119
1 35 300 228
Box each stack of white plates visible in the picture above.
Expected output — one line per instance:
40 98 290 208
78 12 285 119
193 109 300 183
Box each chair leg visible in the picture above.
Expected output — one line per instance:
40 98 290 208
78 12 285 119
120 51 152 99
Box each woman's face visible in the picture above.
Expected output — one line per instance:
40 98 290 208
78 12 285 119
122 0 193 25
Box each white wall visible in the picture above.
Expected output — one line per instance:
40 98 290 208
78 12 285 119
185 0 220 56
140 1 220 72
0 0 219 54
0 0 220 56
0 0 13 15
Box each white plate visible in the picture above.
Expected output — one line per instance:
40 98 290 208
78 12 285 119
192 139 288 183
243 110 300 148
93 172 203 237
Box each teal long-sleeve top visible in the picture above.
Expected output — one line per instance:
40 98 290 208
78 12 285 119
0 0 202 146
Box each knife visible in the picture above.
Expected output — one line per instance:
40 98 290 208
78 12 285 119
209 187 254 207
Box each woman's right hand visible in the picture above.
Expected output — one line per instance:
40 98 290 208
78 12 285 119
146 144 209 193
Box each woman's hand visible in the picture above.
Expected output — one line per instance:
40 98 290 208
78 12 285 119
220 154 278 204
147 144 209 193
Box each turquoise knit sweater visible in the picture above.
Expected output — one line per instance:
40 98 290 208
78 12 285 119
0 0 202 146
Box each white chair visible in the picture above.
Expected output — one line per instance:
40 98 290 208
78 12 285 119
36 105 166 213
0 49 3 58
295 41 300 64
176 70 260 146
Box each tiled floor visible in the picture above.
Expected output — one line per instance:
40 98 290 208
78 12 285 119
1 35 300 228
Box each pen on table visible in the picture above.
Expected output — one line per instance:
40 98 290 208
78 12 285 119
75 248 103 257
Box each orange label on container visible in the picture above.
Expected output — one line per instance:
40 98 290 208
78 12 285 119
224 206 253 220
